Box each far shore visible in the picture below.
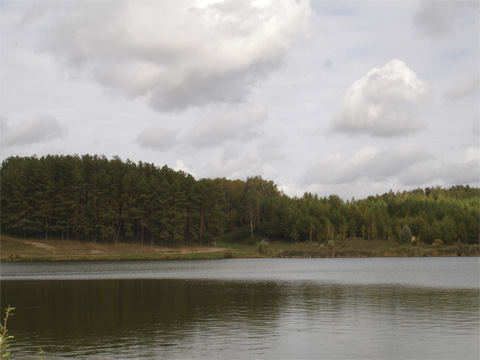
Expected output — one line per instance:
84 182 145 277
1 235 479 262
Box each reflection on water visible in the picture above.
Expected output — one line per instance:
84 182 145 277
1 258 479 359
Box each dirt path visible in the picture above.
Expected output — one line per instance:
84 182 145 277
27 241 56 251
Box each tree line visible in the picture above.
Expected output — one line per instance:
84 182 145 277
1 155 479 245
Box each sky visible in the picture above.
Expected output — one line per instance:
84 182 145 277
1 0 479 200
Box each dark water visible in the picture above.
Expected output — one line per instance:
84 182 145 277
1 258 479 359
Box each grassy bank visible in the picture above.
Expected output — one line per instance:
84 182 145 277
1 233 479 261
217 235 480 259
0 236 227 261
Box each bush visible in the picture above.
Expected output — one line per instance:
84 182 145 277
432 239 444 248
327 239 335 249
224 248 235 258
257 239 270 255
400 225 412 243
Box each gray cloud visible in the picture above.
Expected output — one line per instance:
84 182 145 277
303 146 433 186
445 161 480 185
413 1 479 38
28 0 312 112
135 103 267 153
217 135 287 178
135 125 178 151
184 104 267 148
445 75 479 100
473 120 480 136
399 147 480 186
198 141 282 181
441 148 480 185
331 59 432 137
1 115 66 147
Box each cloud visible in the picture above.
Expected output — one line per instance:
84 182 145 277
135 125 178 151
304 145 480 190
330 59 432 137
303 146 433 186
1 115 66 147
184 104 267 148
413 1 479 38
398 147 480 186
175 126 286 181
473 120 480 137
200 145 280 181
27 0 312 112
445 75 479 100
135 103 267 153
174 160 195 177
441 148 480 185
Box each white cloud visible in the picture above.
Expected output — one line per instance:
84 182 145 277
174 160 195 177
135 125 178 151
464 147 479 164
445 75 479 100
331 59 432 137
26 0 312 112
414 1 479 38
1 115 66 147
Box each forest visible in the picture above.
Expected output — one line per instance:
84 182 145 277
1 154 479 246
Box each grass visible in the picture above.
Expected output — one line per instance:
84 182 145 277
218 231 479 258
0 235 227 261
0 305 14 359
1 232 478 261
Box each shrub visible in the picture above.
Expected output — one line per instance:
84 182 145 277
327 239 335 249
432 239 444 248
224 248 235 259
400 225 412 243
257 239 270 255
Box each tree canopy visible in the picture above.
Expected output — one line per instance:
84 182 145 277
1 155 479 245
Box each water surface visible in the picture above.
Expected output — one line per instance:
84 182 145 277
1 258 479 359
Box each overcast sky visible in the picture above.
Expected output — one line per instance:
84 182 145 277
1 0 479 199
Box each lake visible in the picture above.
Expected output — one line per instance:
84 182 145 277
1 257 479 359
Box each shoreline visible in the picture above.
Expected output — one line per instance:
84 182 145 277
1 235 479 262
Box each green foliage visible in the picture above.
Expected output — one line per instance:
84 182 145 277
1 155 479 247
432 239 444 248
1 305 15 359
400 225 412 244
257 239 270 255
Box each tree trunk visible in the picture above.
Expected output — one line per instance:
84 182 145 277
200 207 204 246
115 219 122 245
250 210 254 237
